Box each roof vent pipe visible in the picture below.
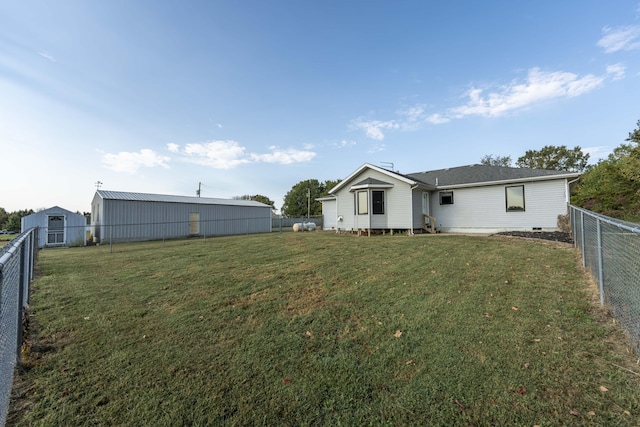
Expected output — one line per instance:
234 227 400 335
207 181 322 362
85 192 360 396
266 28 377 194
435 177 439 186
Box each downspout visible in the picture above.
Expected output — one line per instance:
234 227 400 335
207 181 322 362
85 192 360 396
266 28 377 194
566 176 581 204
334 195 339 232
368 189 372 236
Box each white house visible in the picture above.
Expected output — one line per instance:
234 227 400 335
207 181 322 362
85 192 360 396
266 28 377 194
21 206 87 248
320 163 581 234
91 190 272 243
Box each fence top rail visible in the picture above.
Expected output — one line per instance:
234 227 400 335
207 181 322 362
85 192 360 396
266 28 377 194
0 228 35 270
570 204 640 234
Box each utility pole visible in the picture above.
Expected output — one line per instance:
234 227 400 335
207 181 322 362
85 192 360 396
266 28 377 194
307 188 310 220
196 182 201 197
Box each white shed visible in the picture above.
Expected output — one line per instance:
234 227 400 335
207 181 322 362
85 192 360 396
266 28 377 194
21 206 87 248
90 190 272 243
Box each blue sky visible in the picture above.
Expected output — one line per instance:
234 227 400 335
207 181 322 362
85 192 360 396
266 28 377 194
2 1 640 213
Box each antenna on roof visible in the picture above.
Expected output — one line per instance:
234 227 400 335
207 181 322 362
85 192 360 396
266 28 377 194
95 181 103 189
380 162 395 171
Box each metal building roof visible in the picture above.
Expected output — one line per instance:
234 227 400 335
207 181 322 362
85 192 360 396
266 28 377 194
95 190 270 208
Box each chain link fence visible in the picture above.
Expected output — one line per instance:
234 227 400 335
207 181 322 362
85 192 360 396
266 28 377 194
0 228 37 427
570 205 640 355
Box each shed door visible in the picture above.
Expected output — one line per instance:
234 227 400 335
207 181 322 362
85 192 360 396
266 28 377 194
189 212 200 235
47 215 65 244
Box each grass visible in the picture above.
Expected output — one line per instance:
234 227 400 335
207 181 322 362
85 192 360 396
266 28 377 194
9 232 640 426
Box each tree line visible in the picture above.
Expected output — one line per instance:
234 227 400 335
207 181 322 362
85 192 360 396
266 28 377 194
0 208 34 233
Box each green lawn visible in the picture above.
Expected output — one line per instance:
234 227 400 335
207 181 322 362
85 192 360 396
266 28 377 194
10 233 640 426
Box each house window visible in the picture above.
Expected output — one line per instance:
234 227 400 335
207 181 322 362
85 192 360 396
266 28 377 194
439 191 453 205
356 191 368 214
506 185 525 211
372 191 384 214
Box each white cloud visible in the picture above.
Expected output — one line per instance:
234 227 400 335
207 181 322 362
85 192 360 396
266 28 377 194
597 25 640 53
350 67 606 137
335 139 357 148
102 149 170 173
606 63 626 80
350 118 399 140
38 51 56 62
425 113 450 124
250 147 316 164
449 68 604 118
169 140 315 168
367 143 386 154
583 145 611 162
181 140 250 169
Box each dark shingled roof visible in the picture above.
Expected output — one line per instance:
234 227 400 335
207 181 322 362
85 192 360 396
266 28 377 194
406 164 578 187
352 177 393 186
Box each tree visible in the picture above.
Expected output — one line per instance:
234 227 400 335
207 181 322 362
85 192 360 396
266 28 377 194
516 145 590 172
234 194 276 211
480 154 512 167
1 209 34 232
0 207 8 228
572 121 640 221
281 179 341 217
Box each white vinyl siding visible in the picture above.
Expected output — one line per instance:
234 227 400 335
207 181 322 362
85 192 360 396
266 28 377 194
321 199 337 230
334 169 414 230
431 180 568 233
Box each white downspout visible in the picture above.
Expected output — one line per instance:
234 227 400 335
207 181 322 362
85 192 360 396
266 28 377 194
566 177 581 204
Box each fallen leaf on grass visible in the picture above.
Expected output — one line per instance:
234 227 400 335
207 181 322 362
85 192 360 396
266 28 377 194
599 385 609 392
570 410 580 416
305 330 312 337
514 386 526 395
483 312 492 318
283 378 291 384
512 306 520 312
454 399 465 409
405 359 414 365
394 330 403 338
524 362 530 369
587 411 596 416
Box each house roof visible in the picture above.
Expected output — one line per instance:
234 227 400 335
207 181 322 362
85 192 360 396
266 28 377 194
350 177 395 190
95 190 270 208
329 163 427 193
328 163 581 195
407 164 581 188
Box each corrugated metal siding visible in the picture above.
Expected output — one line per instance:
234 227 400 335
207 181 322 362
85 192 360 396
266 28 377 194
21 207 86 248
431 180 568 232
93 195 271 242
